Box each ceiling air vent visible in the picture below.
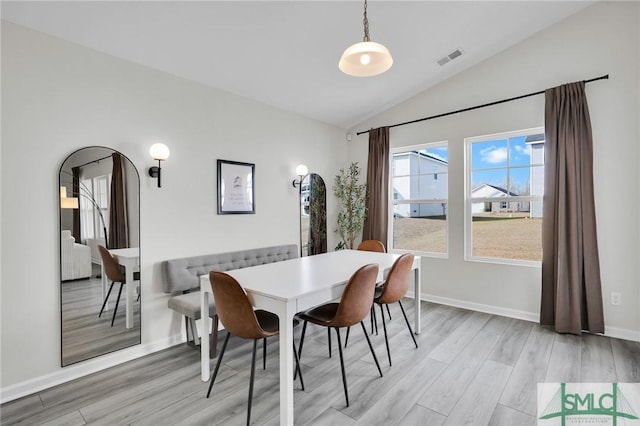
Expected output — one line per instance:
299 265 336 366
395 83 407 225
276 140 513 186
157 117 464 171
437 48 463 66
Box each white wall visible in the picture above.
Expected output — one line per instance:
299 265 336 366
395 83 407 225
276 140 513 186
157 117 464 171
349 2 640 338
0 22 346 398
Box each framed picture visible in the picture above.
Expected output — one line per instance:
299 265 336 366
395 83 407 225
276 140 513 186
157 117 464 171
217 159 255 214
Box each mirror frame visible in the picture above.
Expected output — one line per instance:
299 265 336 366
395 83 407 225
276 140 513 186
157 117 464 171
59 146 141 366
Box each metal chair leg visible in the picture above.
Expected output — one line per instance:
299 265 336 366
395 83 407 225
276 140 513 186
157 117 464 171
206 332 230 397
98 281 115 317
344 326 350 348
247 339 258 426
334 328 349 407
398 300 418 348
295 321 308 380
380 304 392 366
360 321 383 377
110 283 124 326
327 327 332 358
263 338 267 370
293 342 304 391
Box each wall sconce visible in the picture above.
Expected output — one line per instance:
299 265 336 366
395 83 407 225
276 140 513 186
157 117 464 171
148 143 170 188
292 164 308 188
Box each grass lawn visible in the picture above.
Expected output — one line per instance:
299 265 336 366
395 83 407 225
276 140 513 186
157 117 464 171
394 212 542 261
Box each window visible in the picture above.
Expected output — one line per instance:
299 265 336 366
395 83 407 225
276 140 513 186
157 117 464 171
466 128 544 263
80 174 111 242
390 142 448 256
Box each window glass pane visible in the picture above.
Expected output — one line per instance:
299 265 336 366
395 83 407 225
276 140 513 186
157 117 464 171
393 203 447 253
508 136 531 167
471 139 508 169
509 166 531 196
391 143 448 255
471 205 542 261
471 169 508 197
392 176 409 201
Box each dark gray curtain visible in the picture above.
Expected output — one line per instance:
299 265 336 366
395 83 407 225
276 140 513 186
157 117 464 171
362 127 389 245
109 152 128 249
71 166 81 242
540 81 604 335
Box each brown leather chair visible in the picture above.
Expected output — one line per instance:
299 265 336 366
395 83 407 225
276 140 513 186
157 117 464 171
357 239 386 253
98 245 131 327
373 253 418 366
356 238 389 334
205 271 303 425
297 264 383 407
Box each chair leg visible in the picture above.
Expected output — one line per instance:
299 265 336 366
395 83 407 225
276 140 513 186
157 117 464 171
206 332 230 398
247 339 258 426
293 342 304 391
110 282 124 326
370 305 375 334
344 326 350 348
380 304 392 366
263 338 267 370
386 304 392 321
334 327 349 407
360 321 383 378
298 321 307 359
327 327 332 358
371 305 379 335
398 300 418 348
295 321 308 380
98 281 115 317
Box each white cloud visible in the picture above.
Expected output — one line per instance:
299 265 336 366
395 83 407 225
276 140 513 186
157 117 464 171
513 145 530 156
480 146 507 164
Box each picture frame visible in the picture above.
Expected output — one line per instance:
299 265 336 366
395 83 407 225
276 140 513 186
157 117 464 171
217 159 255 214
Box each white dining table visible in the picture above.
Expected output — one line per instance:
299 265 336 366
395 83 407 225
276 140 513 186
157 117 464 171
101 247 140 329
199 249 421 426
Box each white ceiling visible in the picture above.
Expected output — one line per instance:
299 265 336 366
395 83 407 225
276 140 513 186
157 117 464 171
1 1 594 129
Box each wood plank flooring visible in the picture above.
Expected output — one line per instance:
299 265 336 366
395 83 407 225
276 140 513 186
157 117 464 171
2 301 639 425
61 266 140 366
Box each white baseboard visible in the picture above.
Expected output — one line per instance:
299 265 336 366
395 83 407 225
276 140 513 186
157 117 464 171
0 335 184 404
407 291 640 343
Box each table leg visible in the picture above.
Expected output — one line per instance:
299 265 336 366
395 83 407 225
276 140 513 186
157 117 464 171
414 266 421 334
201 290 210 381
277 302 296 426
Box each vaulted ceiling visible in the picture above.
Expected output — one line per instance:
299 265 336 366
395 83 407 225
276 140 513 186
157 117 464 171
1 1 594 128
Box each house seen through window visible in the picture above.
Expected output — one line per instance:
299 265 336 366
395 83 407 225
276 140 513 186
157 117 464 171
466 127 544 263
390 142 448 256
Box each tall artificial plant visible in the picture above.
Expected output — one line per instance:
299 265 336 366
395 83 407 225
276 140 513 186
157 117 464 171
333 162 367 249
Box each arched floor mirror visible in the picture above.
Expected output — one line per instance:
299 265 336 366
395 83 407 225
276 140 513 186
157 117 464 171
300 173 327 256
59 146 140 366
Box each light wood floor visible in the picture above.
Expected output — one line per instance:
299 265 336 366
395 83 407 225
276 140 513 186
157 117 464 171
61 266 140 366
2 301 639 425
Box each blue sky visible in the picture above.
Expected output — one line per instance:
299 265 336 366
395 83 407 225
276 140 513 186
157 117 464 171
471 136 531 194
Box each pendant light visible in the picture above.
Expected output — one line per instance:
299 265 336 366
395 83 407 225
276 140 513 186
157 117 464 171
339 0 393 77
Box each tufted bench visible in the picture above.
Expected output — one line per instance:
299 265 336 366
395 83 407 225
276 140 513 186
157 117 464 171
162 244 298 357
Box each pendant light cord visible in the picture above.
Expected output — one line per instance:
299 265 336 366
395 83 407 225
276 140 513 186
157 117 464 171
363 0 370 42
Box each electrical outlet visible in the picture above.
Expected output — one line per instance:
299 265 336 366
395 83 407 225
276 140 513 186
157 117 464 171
610 292 622 306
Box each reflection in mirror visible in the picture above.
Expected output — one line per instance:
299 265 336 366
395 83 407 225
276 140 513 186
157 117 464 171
300 173 327 256
59 147 140 366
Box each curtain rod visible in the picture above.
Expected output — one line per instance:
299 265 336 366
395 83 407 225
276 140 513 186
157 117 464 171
356 74 609 136
78 154 112 168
